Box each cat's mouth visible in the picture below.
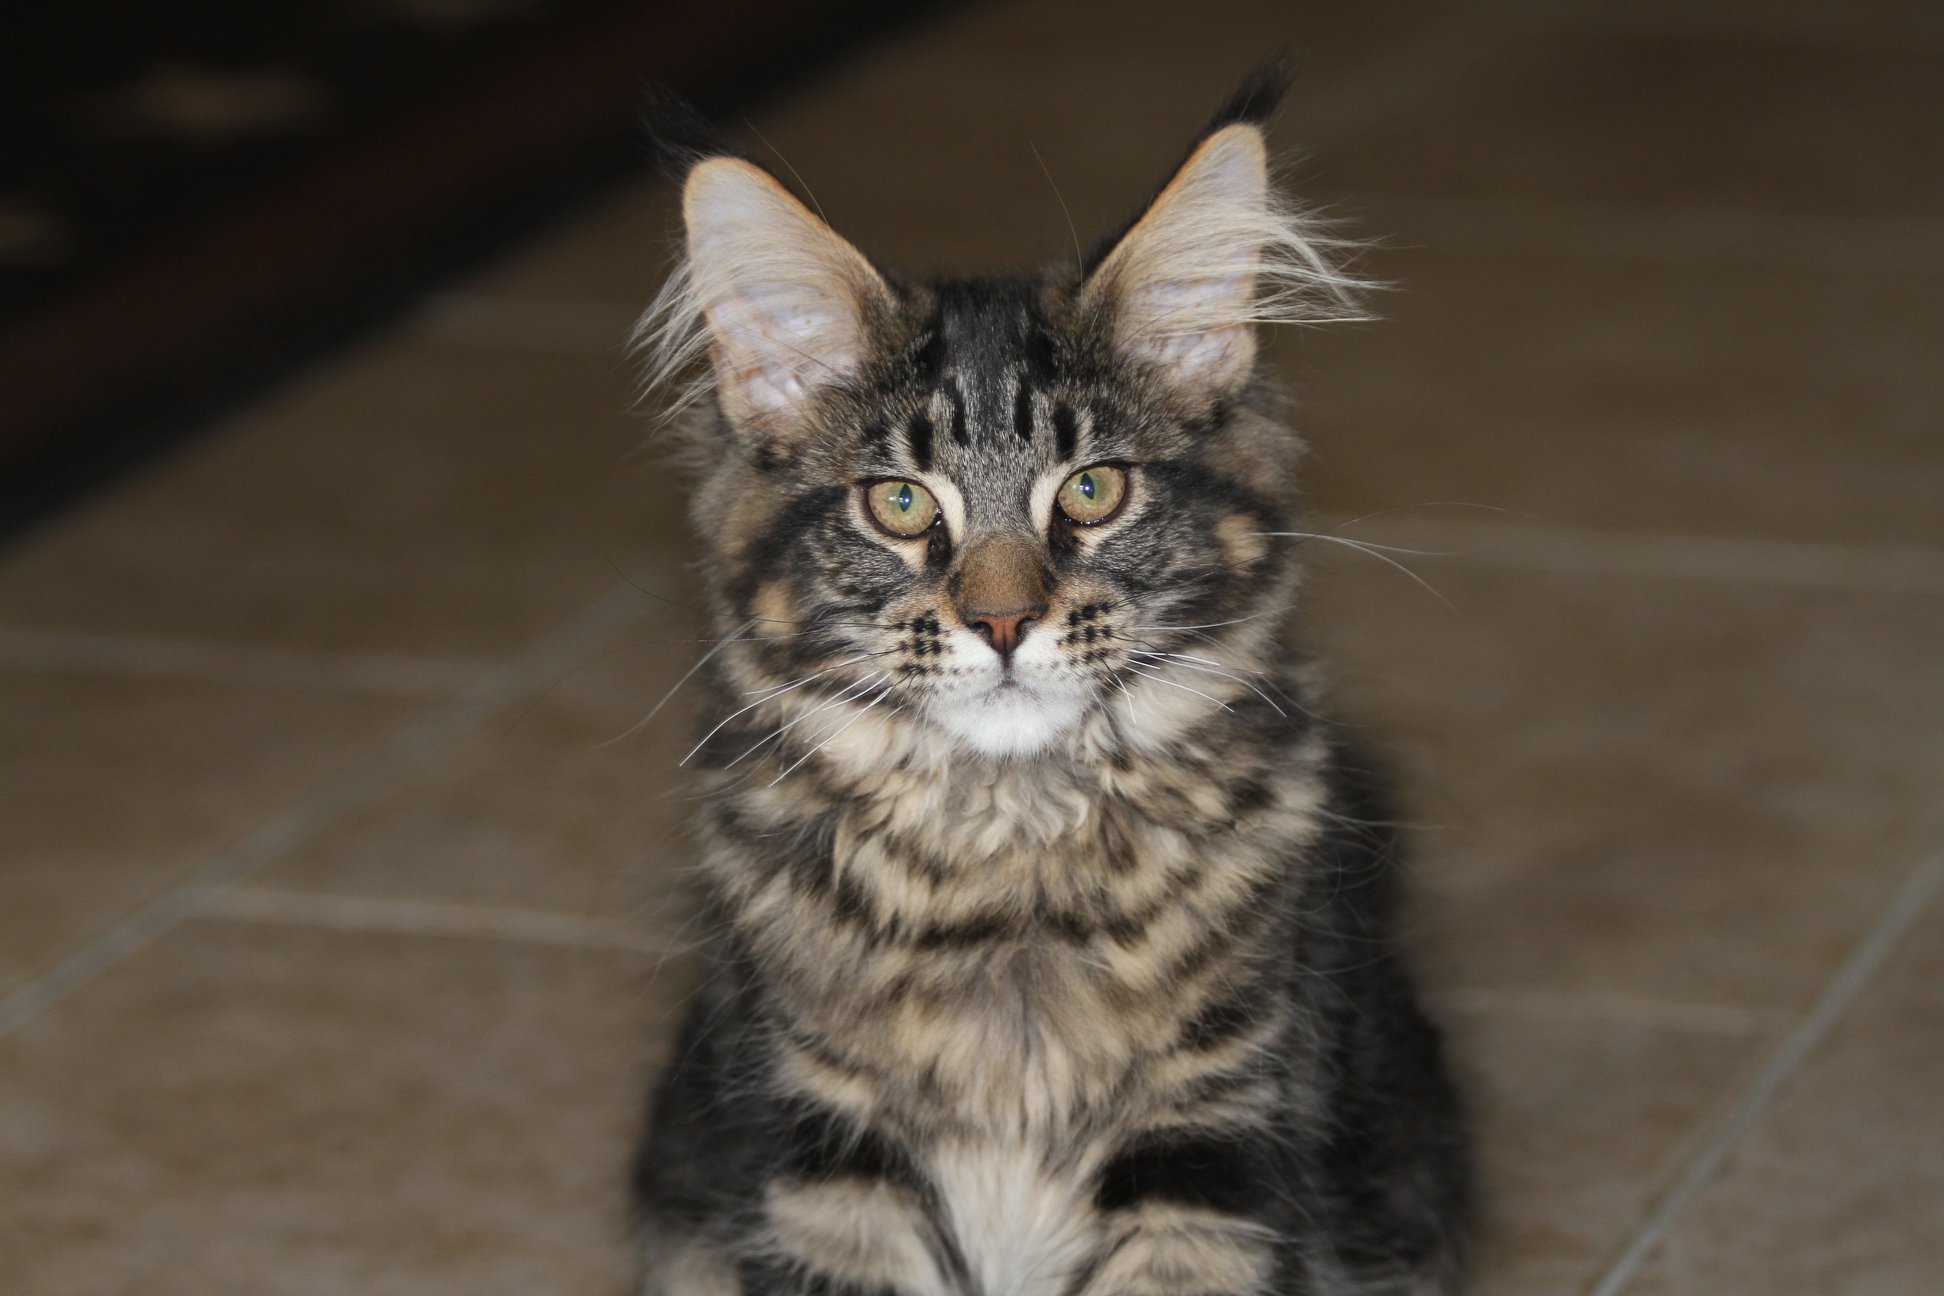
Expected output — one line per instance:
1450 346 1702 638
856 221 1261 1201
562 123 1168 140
928 667 1092 758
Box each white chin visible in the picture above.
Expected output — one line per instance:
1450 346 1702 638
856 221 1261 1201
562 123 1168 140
930 682 1089 758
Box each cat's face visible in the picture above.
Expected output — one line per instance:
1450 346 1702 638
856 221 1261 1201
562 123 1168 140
648 115 1359 762
707 277 1305 757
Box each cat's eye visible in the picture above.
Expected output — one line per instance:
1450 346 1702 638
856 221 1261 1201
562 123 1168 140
863 479 940 538
1055 465 1128 525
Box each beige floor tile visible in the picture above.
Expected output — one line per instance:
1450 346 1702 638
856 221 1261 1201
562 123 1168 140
1301 558 1944 1012
0 335 678 659
0 670 418 999
233 545 1944 1023
1620 892 1944 1295
1444 1001 1770 1296
1272 239 1944 548
7 0 1937 1288
1312 29 1944 221
0 920 681 1296
253 604 710 930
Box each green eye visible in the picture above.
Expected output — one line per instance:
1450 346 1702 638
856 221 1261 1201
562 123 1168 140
1057 464 1128 524
864 479 939 538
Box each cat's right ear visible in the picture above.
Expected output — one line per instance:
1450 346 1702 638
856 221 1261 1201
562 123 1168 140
636 90 889 439
640 146 890 442
680 160 889 433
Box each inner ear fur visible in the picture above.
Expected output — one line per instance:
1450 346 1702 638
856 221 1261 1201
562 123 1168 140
1081 121 1366 395
649 156 891 437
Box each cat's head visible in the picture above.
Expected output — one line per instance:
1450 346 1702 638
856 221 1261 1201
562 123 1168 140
640 68 1365 764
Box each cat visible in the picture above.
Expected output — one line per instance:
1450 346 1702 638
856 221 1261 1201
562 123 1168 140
628 64 1471 1296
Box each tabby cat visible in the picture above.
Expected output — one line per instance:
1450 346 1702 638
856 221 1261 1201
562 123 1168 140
629 67 1470 1296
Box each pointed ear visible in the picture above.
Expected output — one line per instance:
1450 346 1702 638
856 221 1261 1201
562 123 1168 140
675 158 890 433
1081 121 1362 394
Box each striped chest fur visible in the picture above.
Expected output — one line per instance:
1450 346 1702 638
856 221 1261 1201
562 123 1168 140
692 739 1331 1296
703 735 1330 1139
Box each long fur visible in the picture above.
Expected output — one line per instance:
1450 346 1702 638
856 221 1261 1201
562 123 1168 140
627 67 1468 1296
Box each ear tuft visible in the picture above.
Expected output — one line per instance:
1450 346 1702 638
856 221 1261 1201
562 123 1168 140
639 86 738 186
1082 115 1368 395
1201 54 1293 134
636 156 888 436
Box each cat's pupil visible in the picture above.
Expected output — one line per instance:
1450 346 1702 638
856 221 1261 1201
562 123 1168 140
1077 474 1096 500
894 484 913 512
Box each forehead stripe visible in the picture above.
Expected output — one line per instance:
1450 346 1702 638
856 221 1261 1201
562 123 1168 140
1053 403 1079 461
907 411 935 472
944 378 970 445
1012 382 1035 442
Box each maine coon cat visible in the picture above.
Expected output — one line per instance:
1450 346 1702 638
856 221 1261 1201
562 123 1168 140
629 66 1470 1296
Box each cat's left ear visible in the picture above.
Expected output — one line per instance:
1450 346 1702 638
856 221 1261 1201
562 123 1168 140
1080 84 1363 396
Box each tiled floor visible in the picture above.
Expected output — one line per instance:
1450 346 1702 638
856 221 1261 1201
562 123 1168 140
3 1 1940 1293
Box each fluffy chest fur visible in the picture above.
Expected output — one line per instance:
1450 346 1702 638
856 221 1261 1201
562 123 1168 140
692 745 1325 1296
701 737 1328 1139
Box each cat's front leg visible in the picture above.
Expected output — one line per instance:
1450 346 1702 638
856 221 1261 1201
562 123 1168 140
1076 1132 1283 1296
747 1175 959 1296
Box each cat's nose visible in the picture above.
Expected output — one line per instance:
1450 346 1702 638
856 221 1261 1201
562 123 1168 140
964 606 1043 660
951 532 1050 662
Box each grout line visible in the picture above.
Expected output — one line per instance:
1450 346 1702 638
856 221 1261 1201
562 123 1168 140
1309 514 1944 594
0 627 490 698
200 885 679 955
0 568 665 1043
1584 844 1944 1296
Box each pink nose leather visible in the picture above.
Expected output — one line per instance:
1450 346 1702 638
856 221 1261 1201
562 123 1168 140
966 607 1041 660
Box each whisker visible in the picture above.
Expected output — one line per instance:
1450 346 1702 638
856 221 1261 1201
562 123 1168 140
1124 662 1232 711
1270 534 1452 557
599 616 758 749
1315 501 1513 529
771 688 889 785
741 654 873 699
1253 532 1455 610
1133 651 1286 718
1128 605 1297 634
726 671 888 768
681 664 860 767
1029 140 1083 277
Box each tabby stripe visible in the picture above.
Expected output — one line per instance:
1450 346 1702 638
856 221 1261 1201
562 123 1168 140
1176 990 1269 1053
1052 402 1079 461
907 412 935 472
767 1177 957 1296
1097 1130 1279 1220
736 1252 899 1296
944 378 970 445
777 1097 922 1186
1012 381 1035 441
1076 1201 1279 1296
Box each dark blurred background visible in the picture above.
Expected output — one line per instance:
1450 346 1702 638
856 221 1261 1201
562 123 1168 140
1 2 1940 1294
0 0 949 534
